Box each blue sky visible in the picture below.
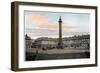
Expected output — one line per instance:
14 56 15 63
25 11 90 39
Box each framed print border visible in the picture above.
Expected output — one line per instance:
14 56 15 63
11 1 98 71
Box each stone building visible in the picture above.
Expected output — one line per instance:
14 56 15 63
25 34 32 49
30 34 90 50
63 34 90 49
31 37 58 50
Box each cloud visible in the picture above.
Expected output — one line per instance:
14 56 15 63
25 12 79 30
39 23 78 30
26 12 49 24
25 28 89 39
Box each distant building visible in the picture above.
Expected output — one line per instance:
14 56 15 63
25 34 32 49
31 37 58 50
63 35 90 49
25 34 90 50
30 34 90 50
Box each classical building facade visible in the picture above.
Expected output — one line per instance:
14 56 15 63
25 34 32 49
26 34 90 50
31 38 58 50
63 35 90 49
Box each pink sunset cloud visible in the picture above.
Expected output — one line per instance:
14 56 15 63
26 12 49 24
39 23 78 30
26 12 79 30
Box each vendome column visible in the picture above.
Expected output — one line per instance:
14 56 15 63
58 16 63 49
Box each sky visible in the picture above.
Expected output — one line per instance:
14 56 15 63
25 11 90 39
